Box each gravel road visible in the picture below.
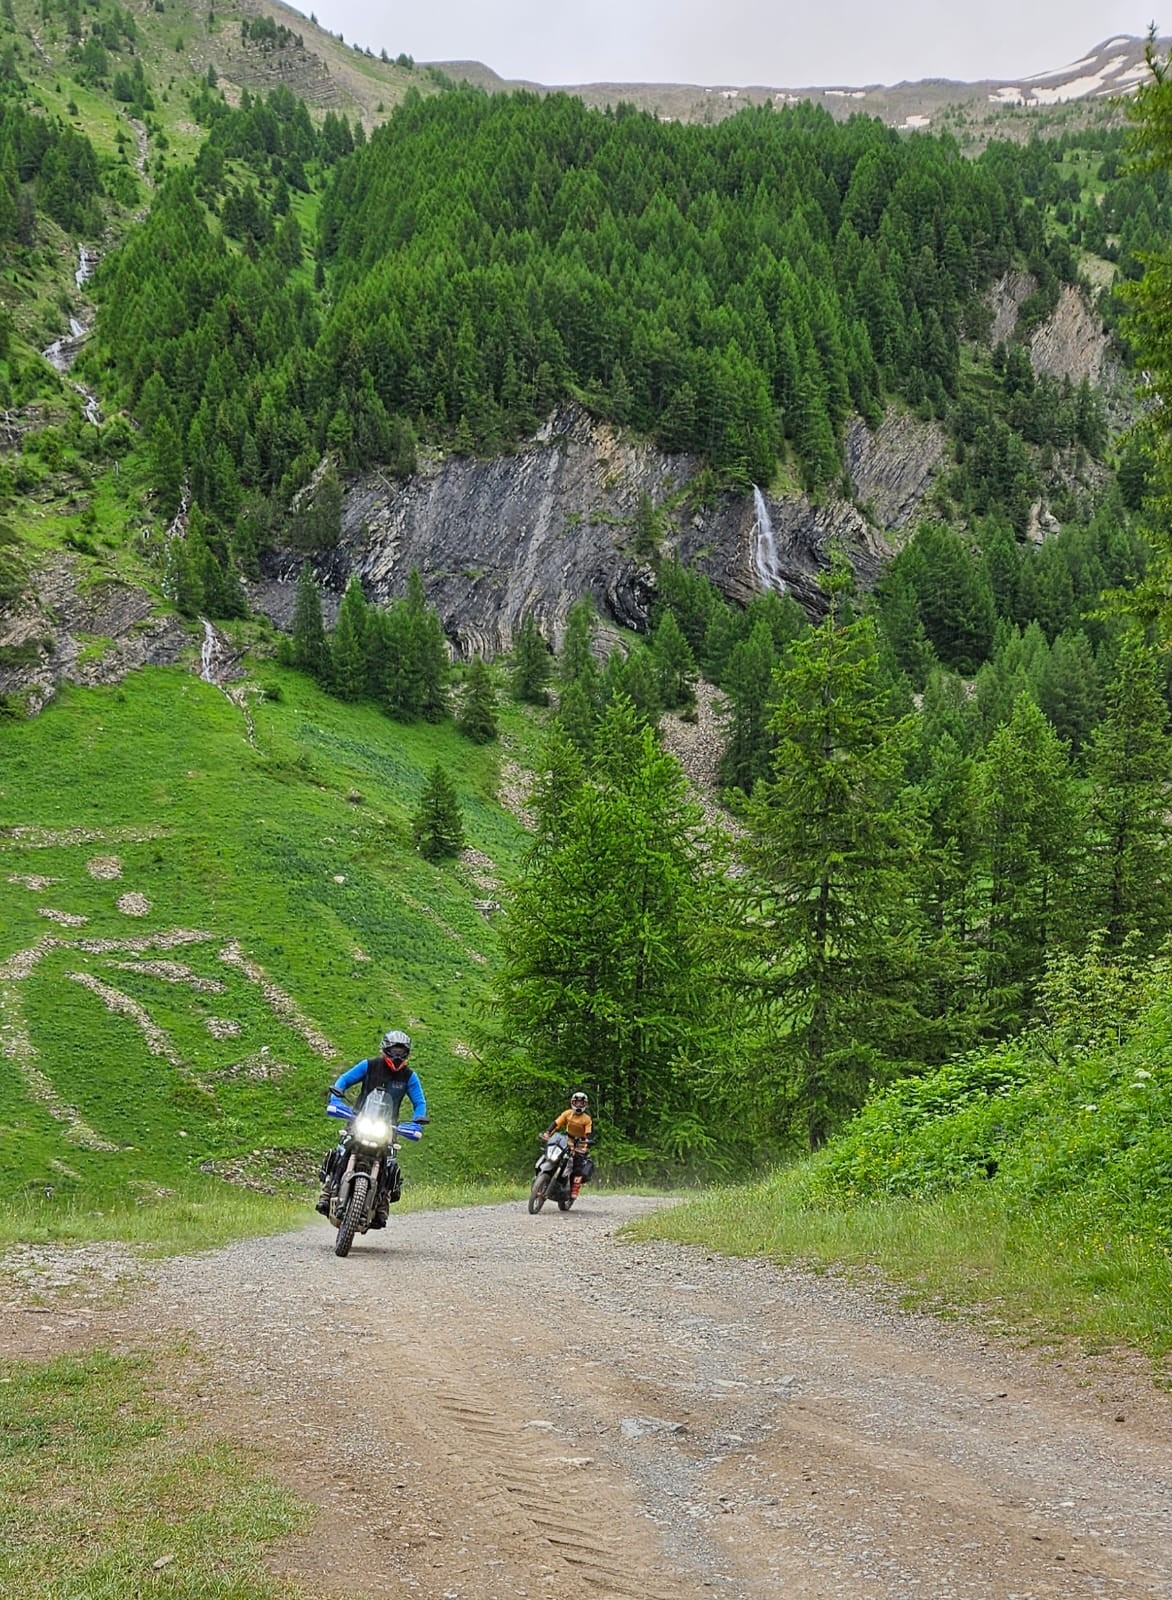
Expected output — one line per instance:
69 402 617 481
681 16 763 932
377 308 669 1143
4 1193 1172 1599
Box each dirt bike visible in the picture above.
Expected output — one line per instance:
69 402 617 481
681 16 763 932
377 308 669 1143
528 1129 577 1214
323 1087 423 1257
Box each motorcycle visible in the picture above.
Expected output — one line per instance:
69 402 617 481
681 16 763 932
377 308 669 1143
324 1087 423 1257
528 1129 576 1214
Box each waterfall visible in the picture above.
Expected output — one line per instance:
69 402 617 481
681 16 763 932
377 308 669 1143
75 246 99 288
199 619 219 684
751 486 787 593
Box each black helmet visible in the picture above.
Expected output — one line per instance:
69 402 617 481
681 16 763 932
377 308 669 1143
381 1028 411 1064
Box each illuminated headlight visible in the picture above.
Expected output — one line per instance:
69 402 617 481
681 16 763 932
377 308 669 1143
354 1116 389 1142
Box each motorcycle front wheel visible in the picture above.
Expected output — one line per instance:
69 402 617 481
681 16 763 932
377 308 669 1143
335 1172 370 1257
528 1172 551 1214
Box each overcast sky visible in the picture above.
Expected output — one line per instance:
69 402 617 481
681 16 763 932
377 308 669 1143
291 2 1160 88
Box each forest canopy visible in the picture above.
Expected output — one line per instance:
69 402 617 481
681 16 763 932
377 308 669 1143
82 84 1077 532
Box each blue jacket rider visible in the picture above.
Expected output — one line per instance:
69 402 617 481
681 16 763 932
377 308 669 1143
315 1029 427 1218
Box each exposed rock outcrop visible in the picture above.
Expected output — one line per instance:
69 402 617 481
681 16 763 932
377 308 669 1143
845 411 948 534
0 555 190 714
253 405 898 655
989 270 1036 346
990 271 1123 394
1029 282 1118 389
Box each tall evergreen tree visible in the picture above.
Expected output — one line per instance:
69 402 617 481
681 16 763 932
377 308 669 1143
510 613 552 705
457 656 499 743
735 560 929 1147
479 697 722 1164
651 607 698 715
331 574 369 701
412 763 465 862
289 562 330 682
1084 632 1172 950
974 694 1083 1028
386 568 449 721
718 620 778 794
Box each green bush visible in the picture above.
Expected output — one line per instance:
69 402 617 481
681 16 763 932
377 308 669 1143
806 946 1172 1250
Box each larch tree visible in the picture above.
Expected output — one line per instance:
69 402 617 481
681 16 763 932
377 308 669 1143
457 656 499 744
479 697 724 1167
734 559 929 1149
1084 631 1172 951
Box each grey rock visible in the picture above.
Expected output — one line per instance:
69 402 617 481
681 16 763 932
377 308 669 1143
255 403 895 655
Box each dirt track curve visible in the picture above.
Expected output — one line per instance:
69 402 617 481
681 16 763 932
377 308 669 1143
5 1194 1172 1599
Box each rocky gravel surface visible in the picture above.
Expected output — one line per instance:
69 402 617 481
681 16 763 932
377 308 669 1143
4 1195 1172 1599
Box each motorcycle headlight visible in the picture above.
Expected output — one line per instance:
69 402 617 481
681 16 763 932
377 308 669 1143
354 1115 389 1142
546 1143 562 1160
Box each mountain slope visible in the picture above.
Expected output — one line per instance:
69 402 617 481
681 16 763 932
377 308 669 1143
0 663 535 1203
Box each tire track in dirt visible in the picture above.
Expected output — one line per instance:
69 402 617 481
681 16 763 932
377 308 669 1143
4 1195 1172 1599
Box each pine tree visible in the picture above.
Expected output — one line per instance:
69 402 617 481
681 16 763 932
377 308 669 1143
458 656 499 743
412 763 465 862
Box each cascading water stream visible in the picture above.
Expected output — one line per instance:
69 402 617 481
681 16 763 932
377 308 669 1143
42 247 102 423
751 486 787 593
199 619 219 684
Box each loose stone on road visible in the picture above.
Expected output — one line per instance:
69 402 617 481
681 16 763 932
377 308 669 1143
4 1194 1171 1598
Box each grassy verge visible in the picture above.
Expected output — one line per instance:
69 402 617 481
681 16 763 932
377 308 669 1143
0 1177 531 1257
0 1180 307 1256
631 1173 1172 1370
0 1349 309 1600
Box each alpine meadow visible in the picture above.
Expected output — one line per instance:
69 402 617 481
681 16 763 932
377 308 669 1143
4 0 1172 1489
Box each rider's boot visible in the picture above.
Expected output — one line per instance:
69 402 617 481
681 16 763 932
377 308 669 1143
571 1176 582 1199
315 1181 332 1216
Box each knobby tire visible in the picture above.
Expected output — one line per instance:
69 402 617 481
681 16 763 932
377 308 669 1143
335 1172 370 1257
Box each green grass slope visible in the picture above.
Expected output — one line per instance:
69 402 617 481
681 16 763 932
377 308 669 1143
0 659 534 1225
638 946 1172 1365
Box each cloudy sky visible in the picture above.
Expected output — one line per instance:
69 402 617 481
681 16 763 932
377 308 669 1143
293 1 1159 87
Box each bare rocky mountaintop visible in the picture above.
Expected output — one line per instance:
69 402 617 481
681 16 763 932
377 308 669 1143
422 34 1170 135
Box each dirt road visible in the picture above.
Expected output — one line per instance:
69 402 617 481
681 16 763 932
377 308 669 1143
5 1194 1172 1599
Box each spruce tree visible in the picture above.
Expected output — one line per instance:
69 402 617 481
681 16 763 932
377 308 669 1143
412 764 465 862
510 614 552 705
457 656 499 744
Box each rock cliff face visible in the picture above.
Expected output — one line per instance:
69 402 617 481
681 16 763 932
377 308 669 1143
1029 282 1119 390
0 555 191 715
253 405 904 655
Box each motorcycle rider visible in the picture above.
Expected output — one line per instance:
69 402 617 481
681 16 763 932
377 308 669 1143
540 1090 594 1200
316 1029 427 1223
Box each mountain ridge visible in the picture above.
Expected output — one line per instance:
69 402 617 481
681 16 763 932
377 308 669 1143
410 33 1170 133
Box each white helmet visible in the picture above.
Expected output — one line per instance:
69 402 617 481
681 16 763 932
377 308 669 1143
570 1090 588 1109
